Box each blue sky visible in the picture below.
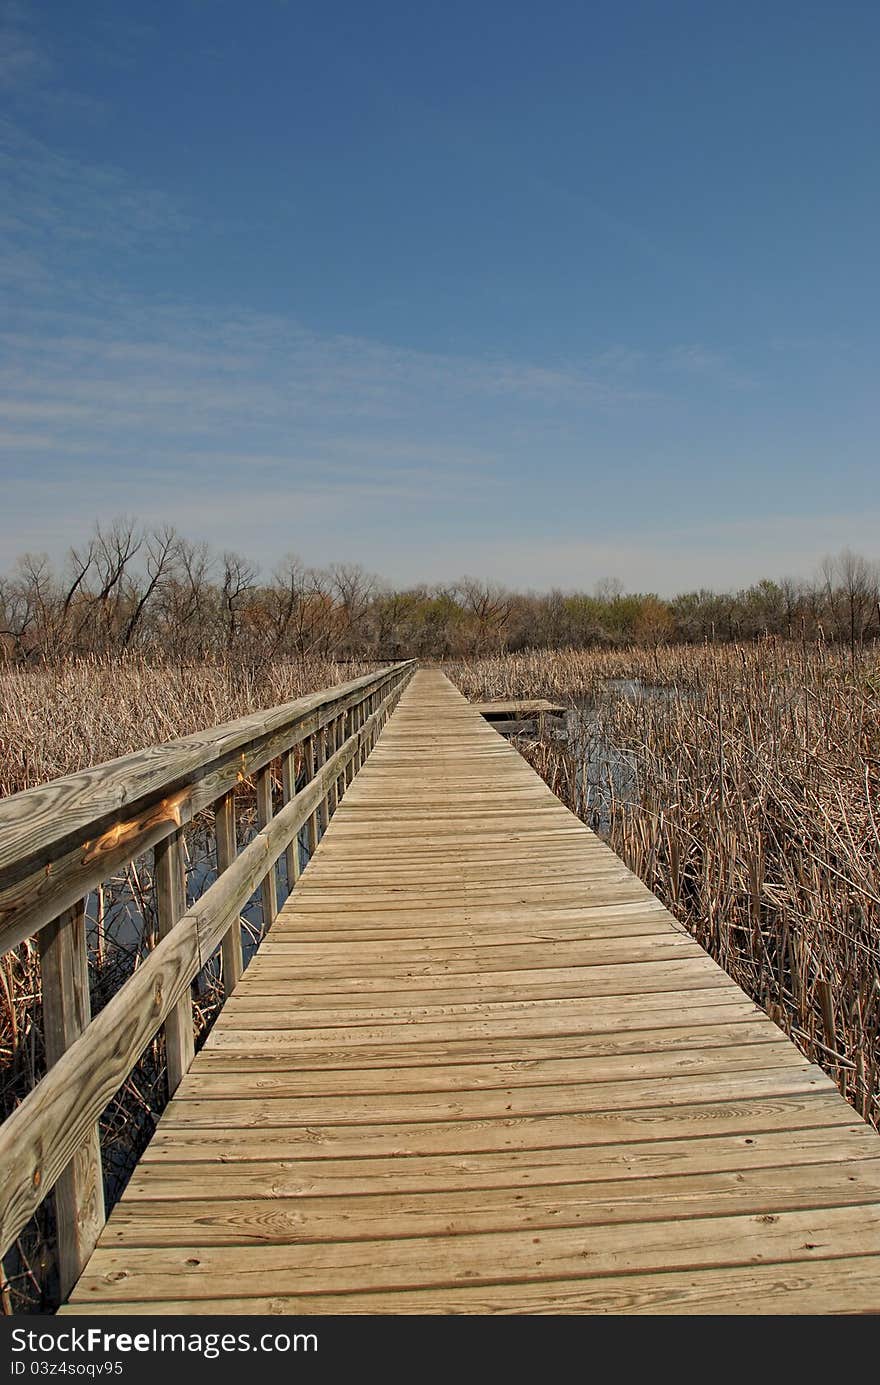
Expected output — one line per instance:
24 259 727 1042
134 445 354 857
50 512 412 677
1 0 878 592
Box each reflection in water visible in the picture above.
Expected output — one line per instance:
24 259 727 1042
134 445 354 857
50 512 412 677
519 677 681 834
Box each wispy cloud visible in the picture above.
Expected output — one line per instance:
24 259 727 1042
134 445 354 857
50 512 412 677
0 119 190 265
0 70 770 584
0 2 51 89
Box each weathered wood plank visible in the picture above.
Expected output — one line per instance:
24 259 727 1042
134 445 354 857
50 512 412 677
68 1204 880 1303
58 1255 880 1315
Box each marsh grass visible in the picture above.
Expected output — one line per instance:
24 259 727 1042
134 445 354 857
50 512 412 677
447 641 880 1129
0 652 375 796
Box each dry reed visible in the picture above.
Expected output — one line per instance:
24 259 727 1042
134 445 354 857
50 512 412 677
447 641 880 1129
0 652 375 797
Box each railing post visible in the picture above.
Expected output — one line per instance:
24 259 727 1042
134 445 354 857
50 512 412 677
356 700 365 770
316 725 328 837
37 900 105 1299
368 690 377 751
328 717 340 816
281 749 301 889
256 765 278 931
337 713 348 797
215 790 242 993
304 734 319 854
154 829 195 1095
345 706 356 787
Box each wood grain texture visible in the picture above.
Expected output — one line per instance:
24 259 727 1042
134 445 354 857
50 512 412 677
214 790 242 994
154 829 195 1094
62 670 880 1315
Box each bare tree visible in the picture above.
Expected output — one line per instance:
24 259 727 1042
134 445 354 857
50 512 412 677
456 577 512 654
69 519 142 651
121 526 180 648
593 576 624 603
221 551 258 652
823 549 878 665
329 564 377 657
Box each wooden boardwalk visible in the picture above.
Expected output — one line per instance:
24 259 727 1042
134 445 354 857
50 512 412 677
65 670 880 1314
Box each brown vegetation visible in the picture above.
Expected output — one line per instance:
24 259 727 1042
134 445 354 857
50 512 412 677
447 642 880 1130
1 520 879 662
0 652 374 797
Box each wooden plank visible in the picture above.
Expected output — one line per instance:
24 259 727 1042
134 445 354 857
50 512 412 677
121 1124 880 1199
472 700 566 716
176 1041 807 1098
58 1256 880 1315
99 1159 880 1248
155 1068 829 1130
68 1204 880 1303
135 1091 864 1163
205 990 758 1038
194 1017 778 1063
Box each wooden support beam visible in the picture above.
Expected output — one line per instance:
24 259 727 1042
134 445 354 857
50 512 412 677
215 791 241 995
304 735 319 855
37 902 105 1299
153 830 195 1095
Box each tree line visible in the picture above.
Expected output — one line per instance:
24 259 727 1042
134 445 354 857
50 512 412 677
1 521 878 663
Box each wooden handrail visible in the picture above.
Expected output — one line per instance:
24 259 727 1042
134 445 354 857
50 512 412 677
0 660 416 1296
0 661 416 951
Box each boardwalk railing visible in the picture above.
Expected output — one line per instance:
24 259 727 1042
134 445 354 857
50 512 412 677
0 659 416 1298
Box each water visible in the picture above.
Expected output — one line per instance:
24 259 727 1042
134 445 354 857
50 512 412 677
603 677 679 702
547 678 678 833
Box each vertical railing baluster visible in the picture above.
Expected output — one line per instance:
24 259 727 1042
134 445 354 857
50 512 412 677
328 716 340 816
256 764 278 932
215 789 241 994
316 723 328 837
154 829 195 1095
345 706 356 787
37 899 105 1299
338 712 348 796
